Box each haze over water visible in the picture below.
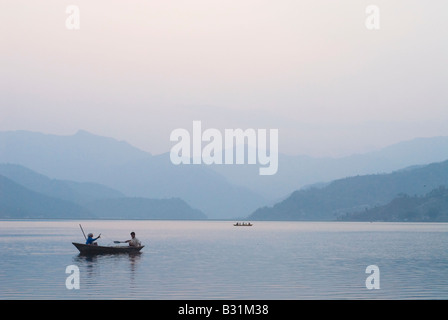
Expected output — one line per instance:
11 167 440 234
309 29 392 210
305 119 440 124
0 220 447 300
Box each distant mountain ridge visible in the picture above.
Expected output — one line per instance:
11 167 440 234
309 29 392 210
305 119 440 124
85 197 205 220
212 136 448 200
2 130 448 220
249 159 448 221
0 130 265 219
0 130 151 182
0 174 92 219
338 186 448 222
0 163 124 205
0 164 206 219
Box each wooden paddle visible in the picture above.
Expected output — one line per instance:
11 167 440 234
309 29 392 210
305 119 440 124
79 224 87 240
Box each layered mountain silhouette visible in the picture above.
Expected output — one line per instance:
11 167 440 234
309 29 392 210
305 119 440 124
0 164 205 219
249 160 448 221
1 130 448 220
338 186 448 222
0 174 92 219
0 130 263 219
212 136 448 201
0 163 124 204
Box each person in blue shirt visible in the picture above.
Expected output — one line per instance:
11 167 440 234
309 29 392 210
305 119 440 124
86 233 101 245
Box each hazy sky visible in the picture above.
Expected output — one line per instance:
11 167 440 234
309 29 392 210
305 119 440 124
1 1 447 157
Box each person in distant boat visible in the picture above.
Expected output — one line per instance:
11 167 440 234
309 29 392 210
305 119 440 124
86 233 101 245
125 232 141 247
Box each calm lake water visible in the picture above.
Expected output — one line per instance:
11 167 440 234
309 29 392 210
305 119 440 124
0 220 447 300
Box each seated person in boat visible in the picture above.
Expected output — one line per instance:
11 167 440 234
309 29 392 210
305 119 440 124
86 233 101 245
125 232 141 247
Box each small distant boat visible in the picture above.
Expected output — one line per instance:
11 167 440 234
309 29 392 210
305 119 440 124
72 242 144 254
234 222 253 226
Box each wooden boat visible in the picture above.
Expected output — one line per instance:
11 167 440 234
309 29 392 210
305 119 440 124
234 222 253 226
72 242 144 254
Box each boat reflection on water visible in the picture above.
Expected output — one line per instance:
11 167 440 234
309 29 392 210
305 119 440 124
73 248 143 288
